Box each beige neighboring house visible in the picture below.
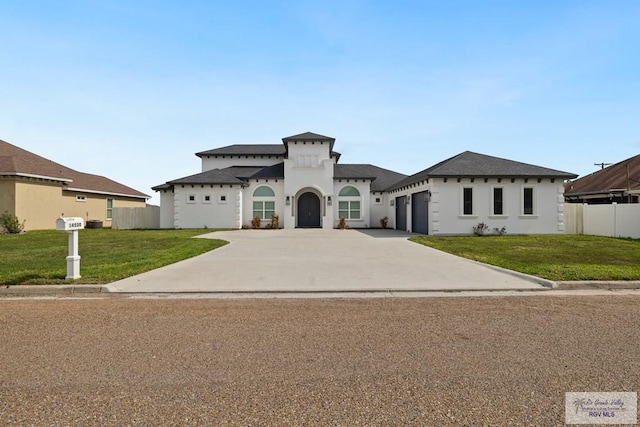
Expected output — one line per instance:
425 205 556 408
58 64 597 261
0 139 149 230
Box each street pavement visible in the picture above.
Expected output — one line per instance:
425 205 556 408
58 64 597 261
106 229 550 293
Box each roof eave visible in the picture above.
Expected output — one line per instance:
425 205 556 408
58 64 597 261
64 187 149 199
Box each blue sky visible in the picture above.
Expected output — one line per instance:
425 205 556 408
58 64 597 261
2 1 639 204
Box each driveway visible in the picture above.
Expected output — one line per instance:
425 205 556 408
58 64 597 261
106 229 549 293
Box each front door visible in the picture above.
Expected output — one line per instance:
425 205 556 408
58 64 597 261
297 192 321 228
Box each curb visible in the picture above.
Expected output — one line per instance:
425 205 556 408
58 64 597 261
555 281 640 291
0 285 107 295
2 283 640 297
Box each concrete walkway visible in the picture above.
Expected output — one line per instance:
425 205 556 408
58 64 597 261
105 229 550 293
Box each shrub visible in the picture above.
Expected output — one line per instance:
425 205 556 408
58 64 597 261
493 226 507 236
380 216 389 229
0 212 25 234
472 222 490 236
338 217 347 230
473 222 506 236
271 215 279 229
251 216 261 229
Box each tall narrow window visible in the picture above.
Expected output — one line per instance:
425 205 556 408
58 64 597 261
493 188 504 215
523 187 534 215
338 186 361 219
253 186 276 220
106 198 113 219
463 188 473 215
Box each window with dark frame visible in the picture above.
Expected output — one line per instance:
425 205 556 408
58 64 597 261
493 188 503 215
523 187 534 215
463 187 473 215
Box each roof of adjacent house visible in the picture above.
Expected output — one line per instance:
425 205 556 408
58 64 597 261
388 151 577 191
565 154 640 196
334 164 407 192
0 139 149 199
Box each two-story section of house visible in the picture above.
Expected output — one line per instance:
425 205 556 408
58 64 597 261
153 132 407 230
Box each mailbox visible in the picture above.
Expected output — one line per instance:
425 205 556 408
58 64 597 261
56 217 85 231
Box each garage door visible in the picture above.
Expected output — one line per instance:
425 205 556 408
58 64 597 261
412 191 429 235
395 196 407 231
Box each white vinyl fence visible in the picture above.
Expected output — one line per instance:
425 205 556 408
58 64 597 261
564 203 640 238
112 206 160 230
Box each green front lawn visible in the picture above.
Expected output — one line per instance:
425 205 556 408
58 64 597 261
0 229 228 286
410 235 640 281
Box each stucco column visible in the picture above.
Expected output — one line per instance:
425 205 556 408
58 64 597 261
235 189 243 229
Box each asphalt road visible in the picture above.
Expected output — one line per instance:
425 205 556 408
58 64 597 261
1 295 639 426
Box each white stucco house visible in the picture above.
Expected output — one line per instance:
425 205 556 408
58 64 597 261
153 132 577 234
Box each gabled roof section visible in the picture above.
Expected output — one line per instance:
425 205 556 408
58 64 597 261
0 139 149 199
153 163 286 191
248 162 285 179
282 131 336 153
335 164 407 192
389 151 577 191
221 163 285 180
565 154 640 196
196 144 285 158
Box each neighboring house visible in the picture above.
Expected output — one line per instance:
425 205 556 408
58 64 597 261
154 132 577 235
0 139 149 230
564 154 640 204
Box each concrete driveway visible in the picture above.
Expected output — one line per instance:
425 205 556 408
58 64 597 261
106 229 550 293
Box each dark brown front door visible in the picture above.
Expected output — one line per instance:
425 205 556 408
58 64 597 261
297 193 321 228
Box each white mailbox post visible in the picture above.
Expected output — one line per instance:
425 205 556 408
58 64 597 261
56 217 84 280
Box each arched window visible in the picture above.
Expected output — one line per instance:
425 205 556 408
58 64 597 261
338 186 361 219
253 186 275 219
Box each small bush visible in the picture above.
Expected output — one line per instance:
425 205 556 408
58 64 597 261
380 216 389 229
473 222 506 236
271 215 279 229
338 217 347 230
251 216 261 229
493 226 507 236
0 212 25 234
473 222 489 236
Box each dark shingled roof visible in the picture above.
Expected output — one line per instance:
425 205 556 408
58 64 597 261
282 131 335 142
162 169 245 186
565 154 640 196
282 131 336 153
0 139 149 198
334 164 407 192
389 151 577 191
196 144 285 157
248 162 285 179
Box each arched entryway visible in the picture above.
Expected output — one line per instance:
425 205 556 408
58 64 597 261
297 192 321 228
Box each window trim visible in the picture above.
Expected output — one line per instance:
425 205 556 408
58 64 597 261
187 194 197 204
521 186 536 216
491 186 507 217
253 200 276 220
338 185 362 220
106 198 114 219
461 186 474 216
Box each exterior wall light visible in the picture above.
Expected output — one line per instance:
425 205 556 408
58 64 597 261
286 196 291 206
327 196 332 206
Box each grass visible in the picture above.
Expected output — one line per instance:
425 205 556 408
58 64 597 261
410 234 640 281
0 229 228 286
